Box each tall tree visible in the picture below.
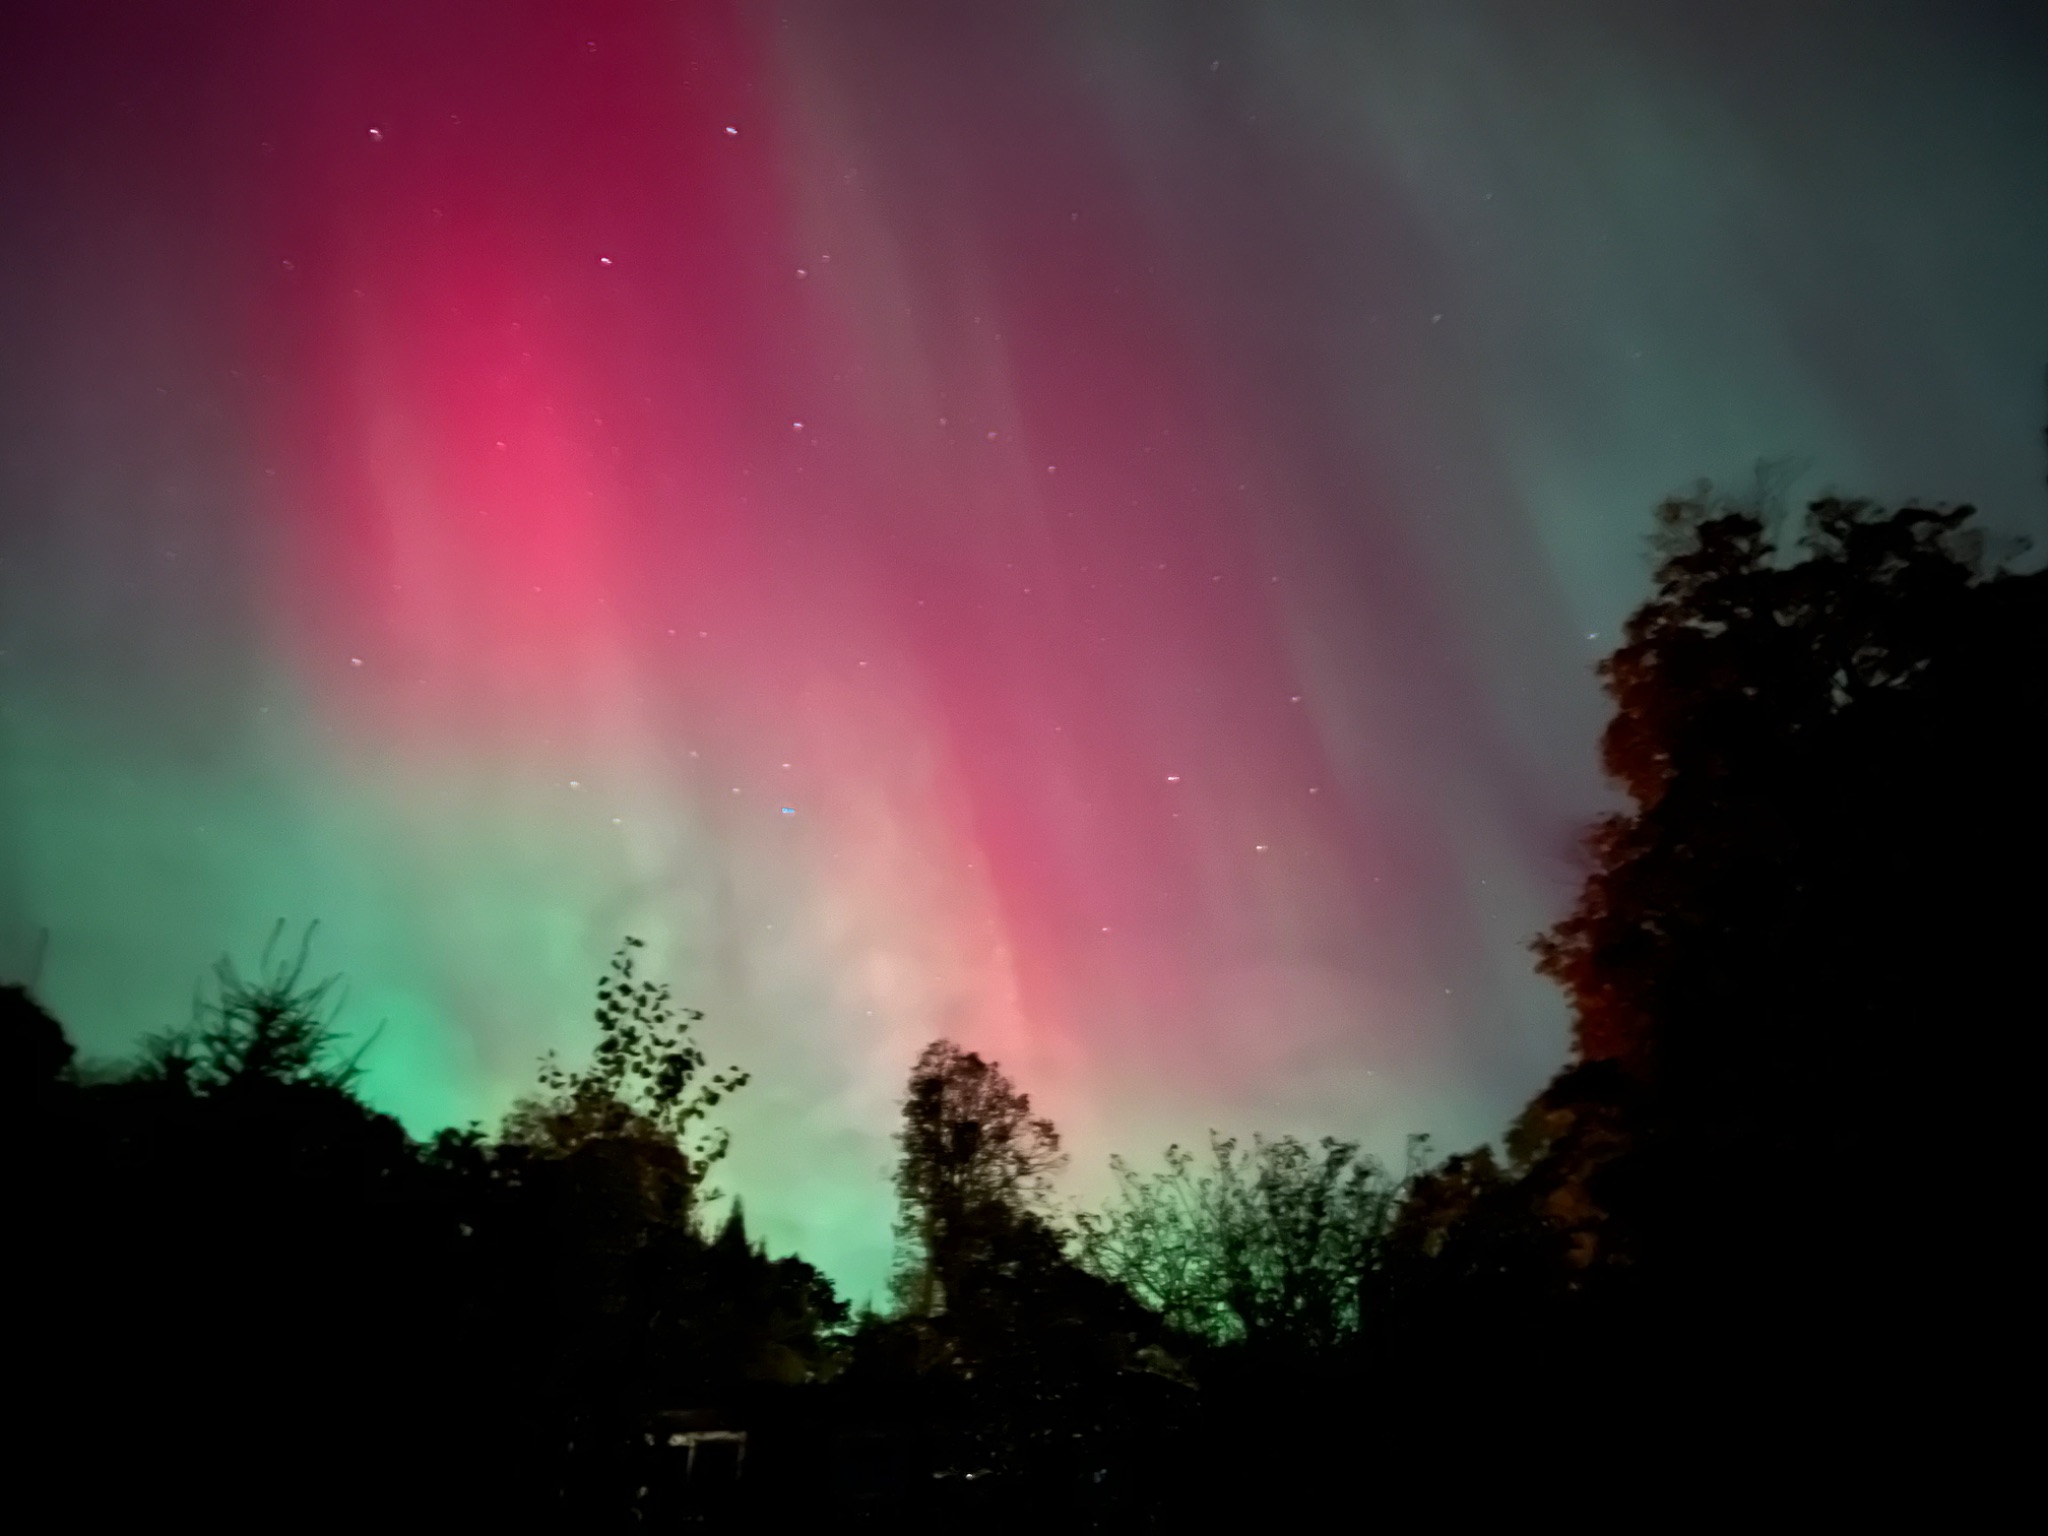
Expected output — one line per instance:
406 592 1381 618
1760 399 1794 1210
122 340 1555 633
1501 488 2046 1355
890 1039 1064 1319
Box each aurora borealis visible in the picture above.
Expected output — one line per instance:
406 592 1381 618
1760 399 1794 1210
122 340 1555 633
3 2 2044 1300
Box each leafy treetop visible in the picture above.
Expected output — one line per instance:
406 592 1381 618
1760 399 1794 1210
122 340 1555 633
502 936 748 1176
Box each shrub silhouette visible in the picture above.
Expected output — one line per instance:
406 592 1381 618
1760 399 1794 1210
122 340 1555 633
1074 1131 1409 1355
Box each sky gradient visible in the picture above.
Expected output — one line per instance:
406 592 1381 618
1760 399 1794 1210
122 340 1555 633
3 0 2045 1299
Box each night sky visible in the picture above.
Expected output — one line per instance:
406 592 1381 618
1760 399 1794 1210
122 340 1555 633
3 1 2044 1300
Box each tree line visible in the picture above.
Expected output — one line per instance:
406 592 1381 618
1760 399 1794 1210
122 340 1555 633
7 486 2040 1526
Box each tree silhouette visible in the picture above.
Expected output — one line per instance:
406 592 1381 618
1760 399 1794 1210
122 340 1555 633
503 934 748 1181
21 461 2036 1520
1424 486 2048 1406
132 919 372 1093
890 1039 1065 1321
0 979 72 1108
22 926 455 1525
1075 1132 1406 1355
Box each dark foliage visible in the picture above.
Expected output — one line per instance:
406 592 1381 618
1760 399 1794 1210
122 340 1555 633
12 477 2038 1525
1074 1131 1409 1356
9 934 842 1530
1387 490 2046 1473
889 1038 1064 1322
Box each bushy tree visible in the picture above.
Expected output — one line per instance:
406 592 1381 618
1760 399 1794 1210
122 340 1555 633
1074 1132 1407 1353
1400 487 2048 1395
1532 492 2043 1172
